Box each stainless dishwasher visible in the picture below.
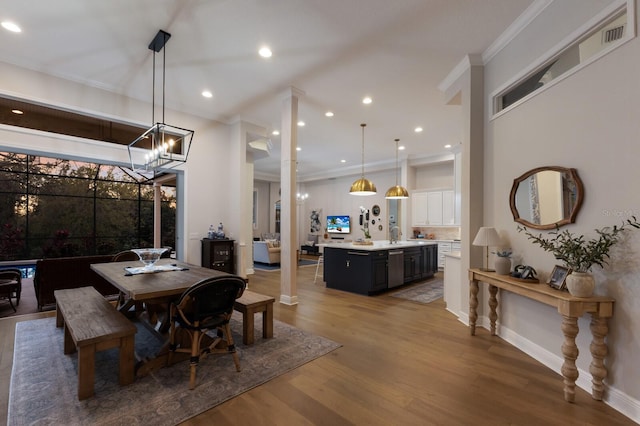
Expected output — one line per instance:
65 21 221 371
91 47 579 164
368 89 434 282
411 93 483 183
387 250 404 288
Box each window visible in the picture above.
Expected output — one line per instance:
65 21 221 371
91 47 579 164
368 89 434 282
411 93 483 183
0 152 176 260
494 3 633 115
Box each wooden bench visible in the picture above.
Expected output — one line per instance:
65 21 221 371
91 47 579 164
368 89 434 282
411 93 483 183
55 286 137 400
234 290 275 345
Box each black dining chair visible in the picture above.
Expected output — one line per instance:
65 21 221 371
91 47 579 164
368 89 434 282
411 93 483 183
0 268 22 312
167 275 246 389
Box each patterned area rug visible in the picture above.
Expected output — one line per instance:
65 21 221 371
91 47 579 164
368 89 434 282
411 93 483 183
253 259 317 271
389 278 444 304
8 314 340 425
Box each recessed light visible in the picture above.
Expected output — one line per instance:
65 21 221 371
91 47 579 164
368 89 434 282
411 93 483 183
258 47 272 58
1 21 21 33
362 97 372 105
444 144 452 149
340 159 346 163
11 109 24 115
297 121 305 127
414 127 423 133
272 130 280 136
201 90 213 98
296 147 301 151
398 145 405 150
325 111 334 117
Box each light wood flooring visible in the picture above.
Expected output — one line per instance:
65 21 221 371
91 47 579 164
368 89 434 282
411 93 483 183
1 262 634 425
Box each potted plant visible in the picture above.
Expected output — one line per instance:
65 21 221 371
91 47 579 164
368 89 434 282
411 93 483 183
492 249 512 275
518 217 640 296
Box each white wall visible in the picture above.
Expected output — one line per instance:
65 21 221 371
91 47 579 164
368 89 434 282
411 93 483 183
413 161 454 190
0 62 234 266
484 0 640 419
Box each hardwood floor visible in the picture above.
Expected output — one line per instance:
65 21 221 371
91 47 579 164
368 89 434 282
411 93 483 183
1 263 634 425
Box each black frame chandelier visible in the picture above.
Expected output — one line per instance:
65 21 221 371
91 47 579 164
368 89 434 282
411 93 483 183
128 30 194 173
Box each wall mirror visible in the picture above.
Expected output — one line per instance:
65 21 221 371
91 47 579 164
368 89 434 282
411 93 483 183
509 166 583 230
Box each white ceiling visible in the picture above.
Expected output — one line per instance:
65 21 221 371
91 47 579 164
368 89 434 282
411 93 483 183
0 0 535 181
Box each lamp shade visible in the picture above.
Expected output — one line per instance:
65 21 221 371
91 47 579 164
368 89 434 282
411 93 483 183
350 177 377 195
472 227 502 247
385 185 409 199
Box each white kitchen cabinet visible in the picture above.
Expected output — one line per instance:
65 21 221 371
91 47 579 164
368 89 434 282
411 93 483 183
411 190 454 226
437 241 451 269
442 190 455 225
411 191 429 226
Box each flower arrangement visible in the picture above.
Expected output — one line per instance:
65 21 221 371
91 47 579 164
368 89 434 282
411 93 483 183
518 217 640 273
493 249 512 258
361 227 371 239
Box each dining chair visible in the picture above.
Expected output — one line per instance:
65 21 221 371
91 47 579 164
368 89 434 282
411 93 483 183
167 275 247 389
0 268 22 312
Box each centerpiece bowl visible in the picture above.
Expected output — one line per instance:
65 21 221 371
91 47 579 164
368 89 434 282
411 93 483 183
131 248 168 269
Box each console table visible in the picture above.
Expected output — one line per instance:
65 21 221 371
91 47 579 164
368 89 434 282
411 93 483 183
468 268 614 403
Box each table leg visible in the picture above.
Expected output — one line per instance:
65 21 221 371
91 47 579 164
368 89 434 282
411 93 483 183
243 310 255 345
263 304 273 339
561 315 579 403
589 313 609 400
469 279 479 335
488 285 498 336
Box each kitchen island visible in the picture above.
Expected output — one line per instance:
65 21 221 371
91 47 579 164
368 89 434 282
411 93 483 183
323 241 438 295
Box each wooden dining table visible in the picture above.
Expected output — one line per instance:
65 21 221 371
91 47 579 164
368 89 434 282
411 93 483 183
91 258 232 376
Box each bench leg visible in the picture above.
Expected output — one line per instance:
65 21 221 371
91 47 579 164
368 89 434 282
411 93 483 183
56 303 64 328
242 310 255 345
119 335 135 386
77 345 95 400
63 324 76 355
263 303 273 339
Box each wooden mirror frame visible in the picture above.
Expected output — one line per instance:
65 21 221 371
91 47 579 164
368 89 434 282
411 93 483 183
509 166 584 230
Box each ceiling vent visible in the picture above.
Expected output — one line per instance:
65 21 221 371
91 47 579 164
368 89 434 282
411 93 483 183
602 24 625 43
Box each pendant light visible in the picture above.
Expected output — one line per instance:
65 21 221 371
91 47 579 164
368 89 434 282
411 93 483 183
349 123 377 196
385 138 409 199
128 30 194 173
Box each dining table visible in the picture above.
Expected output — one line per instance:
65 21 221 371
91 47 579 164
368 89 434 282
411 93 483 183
91 258 232 376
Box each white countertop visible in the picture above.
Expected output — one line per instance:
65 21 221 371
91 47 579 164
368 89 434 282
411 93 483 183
408 238 461 243
322 240 438 251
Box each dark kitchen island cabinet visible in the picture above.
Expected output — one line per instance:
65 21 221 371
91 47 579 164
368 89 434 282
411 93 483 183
323 242 437 296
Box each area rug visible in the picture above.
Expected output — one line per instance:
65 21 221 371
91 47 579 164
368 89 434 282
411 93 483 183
389 278 443 304
253 259 317 271
8 314 340 426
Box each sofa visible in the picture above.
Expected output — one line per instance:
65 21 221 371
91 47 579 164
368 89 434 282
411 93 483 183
33 254 120 311
253 240 281 265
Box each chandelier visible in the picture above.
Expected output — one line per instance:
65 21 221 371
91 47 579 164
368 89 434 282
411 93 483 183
128 30 194 173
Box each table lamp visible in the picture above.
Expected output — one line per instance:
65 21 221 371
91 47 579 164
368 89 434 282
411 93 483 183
472 227 502 271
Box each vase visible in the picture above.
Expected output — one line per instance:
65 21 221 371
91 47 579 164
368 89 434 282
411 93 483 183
494 257 511 275
565 272 595 297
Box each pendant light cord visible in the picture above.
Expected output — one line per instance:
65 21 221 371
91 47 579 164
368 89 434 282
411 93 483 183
395 138 400 185
361 123 366 178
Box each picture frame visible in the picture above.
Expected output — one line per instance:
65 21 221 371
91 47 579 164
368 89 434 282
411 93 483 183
548 265 571 290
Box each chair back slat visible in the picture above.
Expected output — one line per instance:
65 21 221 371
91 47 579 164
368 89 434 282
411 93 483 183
176 275 246 322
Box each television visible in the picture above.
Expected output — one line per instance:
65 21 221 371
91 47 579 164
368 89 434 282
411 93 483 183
327 215 351 234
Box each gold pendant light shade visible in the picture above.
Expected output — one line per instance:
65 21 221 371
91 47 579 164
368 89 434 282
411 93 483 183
385 138 409 199
350 177 377 195
350 123 377 196
385 185 409 199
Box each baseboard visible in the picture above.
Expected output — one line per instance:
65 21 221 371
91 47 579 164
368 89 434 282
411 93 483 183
477 315 640 424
